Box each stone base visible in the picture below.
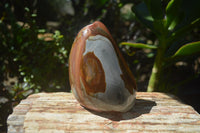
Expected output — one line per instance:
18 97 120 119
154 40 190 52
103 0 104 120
7 92 200 133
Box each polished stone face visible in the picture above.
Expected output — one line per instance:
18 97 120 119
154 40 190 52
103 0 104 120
69 21 137 112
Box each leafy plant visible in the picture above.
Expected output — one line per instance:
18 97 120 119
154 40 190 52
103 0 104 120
120 0 200 92
0 3 69 131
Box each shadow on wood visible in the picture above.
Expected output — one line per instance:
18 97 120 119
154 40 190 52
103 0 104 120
85 99 156 121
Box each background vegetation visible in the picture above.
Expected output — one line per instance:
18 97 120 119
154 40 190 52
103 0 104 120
121 0 200 92
0 0 199 132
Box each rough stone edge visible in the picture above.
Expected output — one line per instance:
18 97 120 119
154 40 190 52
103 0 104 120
7 93 40 133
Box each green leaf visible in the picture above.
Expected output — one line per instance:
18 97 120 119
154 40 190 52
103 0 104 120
31 14 37 17
120 42 157 49
172 41 200 58
169 0 200 33
144 0 164 20
24 7 30 12
38 29 46 33
153 19 167 35
165 0 182 30
169 18 200 43
132 2 154 31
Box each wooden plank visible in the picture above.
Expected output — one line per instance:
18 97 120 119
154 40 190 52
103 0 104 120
7 92 200 133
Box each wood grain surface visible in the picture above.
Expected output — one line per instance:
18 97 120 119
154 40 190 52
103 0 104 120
7 92 200 133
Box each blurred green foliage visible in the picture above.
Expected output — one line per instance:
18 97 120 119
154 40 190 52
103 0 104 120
122 0 200 92
0 1 69 131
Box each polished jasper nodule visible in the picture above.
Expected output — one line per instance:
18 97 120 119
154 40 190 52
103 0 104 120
69 21 137 112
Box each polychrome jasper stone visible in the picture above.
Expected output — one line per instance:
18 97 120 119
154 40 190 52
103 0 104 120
69 21 137 112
